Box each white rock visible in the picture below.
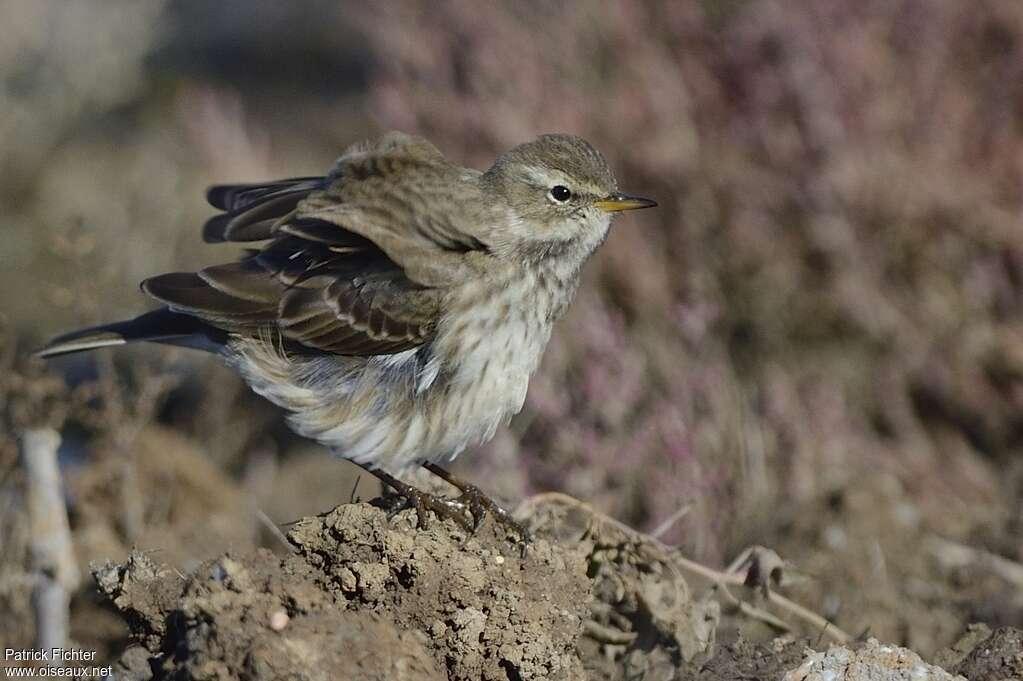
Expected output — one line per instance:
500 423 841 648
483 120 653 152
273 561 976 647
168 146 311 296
783 638 966 681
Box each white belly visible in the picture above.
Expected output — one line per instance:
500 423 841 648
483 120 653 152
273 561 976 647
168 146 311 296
229 272 562 475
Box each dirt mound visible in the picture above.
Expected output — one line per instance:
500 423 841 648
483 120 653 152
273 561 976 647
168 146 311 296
92 498 727 680
289 504 590 680
90 497 1022 680
95 547 441 680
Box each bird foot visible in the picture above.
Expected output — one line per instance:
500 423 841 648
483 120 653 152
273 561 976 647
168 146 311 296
421 463 530 555
368 463 530 556
456 483 531 547
380 485 474 533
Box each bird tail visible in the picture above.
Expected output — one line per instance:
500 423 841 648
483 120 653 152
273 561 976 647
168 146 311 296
35 308 227 359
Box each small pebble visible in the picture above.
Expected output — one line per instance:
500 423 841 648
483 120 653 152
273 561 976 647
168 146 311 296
269 610 290 631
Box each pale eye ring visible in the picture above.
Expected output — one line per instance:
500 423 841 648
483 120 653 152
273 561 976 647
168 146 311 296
549 185 572 202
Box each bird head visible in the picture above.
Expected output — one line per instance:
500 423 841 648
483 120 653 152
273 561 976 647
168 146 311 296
481 134 656 265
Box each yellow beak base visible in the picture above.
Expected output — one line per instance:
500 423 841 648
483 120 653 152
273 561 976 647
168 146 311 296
594 192 658 213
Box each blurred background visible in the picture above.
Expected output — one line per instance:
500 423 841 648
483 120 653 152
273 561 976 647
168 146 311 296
2 0 1022 659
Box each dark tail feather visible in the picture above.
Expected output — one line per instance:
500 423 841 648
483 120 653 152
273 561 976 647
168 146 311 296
35 308 227 359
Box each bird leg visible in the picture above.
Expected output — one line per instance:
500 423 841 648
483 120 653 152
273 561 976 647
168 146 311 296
422 462 531 545
364 467 473 533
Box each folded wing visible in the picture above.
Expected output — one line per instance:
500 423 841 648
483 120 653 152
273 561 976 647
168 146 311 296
145 133 485 356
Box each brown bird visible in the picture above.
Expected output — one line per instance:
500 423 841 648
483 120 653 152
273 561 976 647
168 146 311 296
38 131 656 541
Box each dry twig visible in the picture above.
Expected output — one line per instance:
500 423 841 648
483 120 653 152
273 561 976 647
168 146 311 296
926 534 1023 588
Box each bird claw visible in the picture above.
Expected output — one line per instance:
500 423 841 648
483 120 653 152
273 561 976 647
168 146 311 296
456 483 531 553
382 486 472 533
372 464 530 556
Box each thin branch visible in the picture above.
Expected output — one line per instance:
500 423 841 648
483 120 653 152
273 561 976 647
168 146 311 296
926 534 1023 588
649 504 691 540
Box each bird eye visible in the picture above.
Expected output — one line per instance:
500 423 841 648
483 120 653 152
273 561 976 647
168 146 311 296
549 185 572 202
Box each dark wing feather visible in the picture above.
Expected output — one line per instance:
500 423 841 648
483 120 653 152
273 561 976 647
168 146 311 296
203 177 326 243
206 177 324 211
148 170 443 355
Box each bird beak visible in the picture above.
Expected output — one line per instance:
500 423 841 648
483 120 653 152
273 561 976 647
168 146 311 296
594 192 658 213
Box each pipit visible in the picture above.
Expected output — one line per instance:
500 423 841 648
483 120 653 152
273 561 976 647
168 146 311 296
39 131 656 543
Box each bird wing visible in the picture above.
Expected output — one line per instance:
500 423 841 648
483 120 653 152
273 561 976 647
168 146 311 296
144 133 484 356
295 131 491 287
